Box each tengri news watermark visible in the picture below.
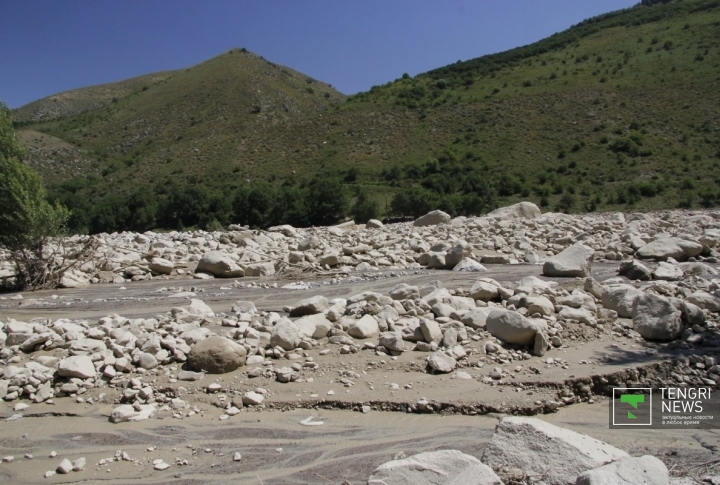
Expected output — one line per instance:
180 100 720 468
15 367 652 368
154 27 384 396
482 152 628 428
609 387 720 429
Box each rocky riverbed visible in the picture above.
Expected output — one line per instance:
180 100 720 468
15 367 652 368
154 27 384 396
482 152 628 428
2 203 720 484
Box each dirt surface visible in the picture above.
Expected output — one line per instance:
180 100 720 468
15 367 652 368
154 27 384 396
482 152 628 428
1 263 621 321
1 262 718 484
1 403 717 484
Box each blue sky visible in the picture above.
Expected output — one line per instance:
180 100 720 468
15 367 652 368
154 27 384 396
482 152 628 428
2 0 637 108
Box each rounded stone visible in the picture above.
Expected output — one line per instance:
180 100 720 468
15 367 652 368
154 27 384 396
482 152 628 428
188 336 247 374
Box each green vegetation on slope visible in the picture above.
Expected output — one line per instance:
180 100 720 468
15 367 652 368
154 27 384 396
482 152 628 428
14 1 720 233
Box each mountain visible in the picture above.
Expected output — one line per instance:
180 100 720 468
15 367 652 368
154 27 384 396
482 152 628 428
13 0 720 233
13 71 175 123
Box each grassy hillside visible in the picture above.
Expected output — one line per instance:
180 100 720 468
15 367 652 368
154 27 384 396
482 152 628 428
16 129 98 184
15 0 720 233
13 71 175 123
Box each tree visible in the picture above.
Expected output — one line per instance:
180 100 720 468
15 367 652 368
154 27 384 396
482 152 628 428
304 177 348 226
125 187 159 232
0 104 73 290
351 188 380 223
390 187 439 218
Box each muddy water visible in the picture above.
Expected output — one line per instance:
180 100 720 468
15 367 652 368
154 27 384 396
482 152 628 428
1 403 715 484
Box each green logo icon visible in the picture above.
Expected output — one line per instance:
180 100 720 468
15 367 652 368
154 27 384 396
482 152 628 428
612 388 652 426
621 394 644 419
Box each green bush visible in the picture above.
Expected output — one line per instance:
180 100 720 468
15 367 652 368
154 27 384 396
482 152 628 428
0 105 71 290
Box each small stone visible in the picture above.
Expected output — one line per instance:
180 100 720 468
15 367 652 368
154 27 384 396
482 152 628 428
233 452 242 462
13 403 29 412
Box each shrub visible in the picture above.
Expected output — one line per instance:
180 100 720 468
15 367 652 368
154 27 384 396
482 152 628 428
0 106 75 290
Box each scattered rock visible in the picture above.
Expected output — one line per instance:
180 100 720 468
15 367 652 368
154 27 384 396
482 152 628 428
576 455 669 485
188 336 247 374
485 309 545 346
487 201 541 220
413 210 451 227
481 417 628 485
635 237 703 262
427 352 457 373
369 449 501 485
196 251 245 278
110 404 157 423
632 292 683 341
57 356 96 379
542 243 594 278
56 459 73 474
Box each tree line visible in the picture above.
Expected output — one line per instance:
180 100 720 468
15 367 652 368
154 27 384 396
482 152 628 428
48 171 501 234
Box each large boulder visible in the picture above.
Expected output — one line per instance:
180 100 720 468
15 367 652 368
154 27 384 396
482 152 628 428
59 268 89 288
525 295 555 316
110 404 157 423
445 243 472 267
196 251 245 278
270 318 301 351
576 455 669 485
686 290 720 312
188 336 247 374
469 280 501 301
618 260 651 281
632 292 683 341
173 299 215 318
543 243 594 277
460 308 494 329
390 283 420 300
652 262 683 281
481 417 628 485
419 318 442 342
244 262 276 277
149 257 174 275
601 285 643 318
288 295 329 317
427 352 457 373
368 450 501 485
635 237 703 262
558 307 596 326
298 236 320 251
57 355 96 379
452 258 487 272
487 201 541 220
413 210 451 227
379 332 405 352
485 309 545 346
295 313 332 340
348 315 380 339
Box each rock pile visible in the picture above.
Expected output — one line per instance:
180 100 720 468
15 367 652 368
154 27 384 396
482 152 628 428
1 250 718 412
3 204 719 288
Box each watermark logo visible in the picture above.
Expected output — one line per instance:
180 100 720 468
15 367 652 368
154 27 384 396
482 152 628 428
612 388 652 426
609 387 720 429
